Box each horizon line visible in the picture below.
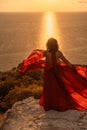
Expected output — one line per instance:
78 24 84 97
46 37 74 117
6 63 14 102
0 11 87 13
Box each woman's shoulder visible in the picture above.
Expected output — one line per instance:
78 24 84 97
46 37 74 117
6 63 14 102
44 50 50 56
56 50 63 57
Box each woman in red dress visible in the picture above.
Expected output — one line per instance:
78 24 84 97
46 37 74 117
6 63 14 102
19 38 87 111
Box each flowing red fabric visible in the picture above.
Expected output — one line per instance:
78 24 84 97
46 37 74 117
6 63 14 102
19 49 87 111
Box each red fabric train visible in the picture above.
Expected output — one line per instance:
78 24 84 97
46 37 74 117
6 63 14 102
18 49 87 111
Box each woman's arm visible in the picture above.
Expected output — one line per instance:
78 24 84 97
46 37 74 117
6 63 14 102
57 51 74 69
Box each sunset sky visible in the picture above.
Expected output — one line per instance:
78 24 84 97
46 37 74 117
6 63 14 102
0 0 87 12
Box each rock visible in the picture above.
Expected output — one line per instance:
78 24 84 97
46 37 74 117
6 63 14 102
0 97 87 130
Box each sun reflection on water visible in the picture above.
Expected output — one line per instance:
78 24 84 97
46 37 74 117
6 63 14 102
45 12 55 37
39 12 59 49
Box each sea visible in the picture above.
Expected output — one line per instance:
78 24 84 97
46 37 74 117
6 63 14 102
0 12 87 71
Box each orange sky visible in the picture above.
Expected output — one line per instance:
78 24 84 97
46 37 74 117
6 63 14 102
0 0 87 12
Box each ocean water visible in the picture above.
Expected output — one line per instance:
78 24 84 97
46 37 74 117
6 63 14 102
0 12 87 71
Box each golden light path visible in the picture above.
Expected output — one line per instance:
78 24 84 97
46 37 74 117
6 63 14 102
39 12 61 50
45 12 57 37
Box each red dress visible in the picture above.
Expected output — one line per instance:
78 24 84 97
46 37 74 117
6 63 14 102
19 49 87 111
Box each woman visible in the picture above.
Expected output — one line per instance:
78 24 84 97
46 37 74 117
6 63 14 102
19 38 87 111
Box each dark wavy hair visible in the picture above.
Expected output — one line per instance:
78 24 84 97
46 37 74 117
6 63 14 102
46 38 59 52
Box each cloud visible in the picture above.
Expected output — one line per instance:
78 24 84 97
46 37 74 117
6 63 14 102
79 0 87 3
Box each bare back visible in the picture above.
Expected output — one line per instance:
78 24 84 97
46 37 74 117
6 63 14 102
44 50 73 69
44 50 62 67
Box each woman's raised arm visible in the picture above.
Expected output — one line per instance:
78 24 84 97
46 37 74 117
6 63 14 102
57 51 74 69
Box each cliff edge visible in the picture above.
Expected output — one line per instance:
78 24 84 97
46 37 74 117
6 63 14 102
0 97 87 130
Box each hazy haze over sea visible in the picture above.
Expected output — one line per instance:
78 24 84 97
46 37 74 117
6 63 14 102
0 12 87 71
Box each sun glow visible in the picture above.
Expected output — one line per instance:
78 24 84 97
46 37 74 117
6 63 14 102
45 12 54 37
39 12 59 49
43 12 58 38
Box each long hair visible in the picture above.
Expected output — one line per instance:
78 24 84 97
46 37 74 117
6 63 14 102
46 38 59 52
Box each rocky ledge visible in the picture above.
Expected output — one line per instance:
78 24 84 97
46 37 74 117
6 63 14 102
0 97 87 130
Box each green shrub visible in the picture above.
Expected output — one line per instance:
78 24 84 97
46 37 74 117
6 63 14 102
0 84 43 111
27 70 43 80
0 70 43 111
0 81 14 100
